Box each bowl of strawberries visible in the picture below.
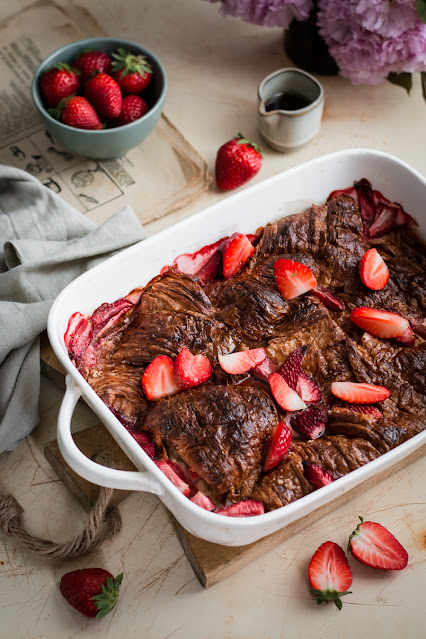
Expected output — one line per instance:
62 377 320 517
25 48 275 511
31 37 167 159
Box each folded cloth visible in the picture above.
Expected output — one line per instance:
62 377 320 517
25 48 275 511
0 164 146 453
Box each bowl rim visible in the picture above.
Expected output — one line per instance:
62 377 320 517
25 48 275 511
31 36 168 135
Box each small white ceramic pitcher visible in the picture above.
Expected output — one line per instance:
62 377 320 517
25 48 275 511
258 68 324 152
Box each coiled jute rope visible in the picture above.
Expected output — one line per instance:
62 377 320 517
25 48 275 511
0 454 122 559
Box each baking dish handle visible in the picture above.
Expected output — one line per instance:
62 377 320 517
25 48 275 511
57 375 164 495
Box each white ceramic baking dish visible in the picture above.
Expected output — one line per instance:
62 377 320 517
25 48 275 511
48 149 426 547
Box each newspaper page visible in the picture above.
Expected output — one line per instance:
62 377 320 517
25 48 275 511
0 1 210 225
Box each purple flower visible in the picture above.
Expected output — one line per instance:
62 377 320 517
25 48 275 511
205 0 314 29
317 0 426 84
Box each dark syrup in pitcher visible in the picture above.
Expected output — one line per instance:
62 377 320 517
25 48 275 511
265 91 311 111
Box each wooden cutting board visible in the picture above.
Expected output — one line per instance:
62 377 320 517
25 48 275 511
41 332 426 587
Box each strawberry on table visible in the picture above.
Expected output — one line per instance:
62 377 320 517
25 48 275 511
40 63 80 107
112 48 153 94
111 94 149 127
331 381 391 404
73 49 112 82
263 421 292 471
268 373 307 412
142 355 181 401
348 516 408 570
56 96 103 130
308 541 352 610
215 133 262 191
350 307 409 339
218 347 266 374
274 259 317 301
222 232 255 279
60 568 123 619
359 248 389 290
174 347 212 389
84 72 122 119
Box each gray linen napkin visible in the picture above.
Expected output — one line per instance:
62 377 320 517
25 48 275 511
0 164 146 453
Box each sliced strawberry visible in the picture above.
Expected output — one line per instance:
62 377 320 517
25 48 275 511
278 345 308 390
190 491 215 511
292 409 328 439
155 459 191 496
222 233 255 279
311 287 344 310
348 516 408 570
193 250 222 284
269 373 306 412
355 179 377 230
163 237 228 280
252 357 278 382
274 258 317 301
130 431 150 446
369 201 412 238
215 500 265 517
174 347 212 389
68 317 93 360
218 347 266 375
142 355 182 401
359 248 389 291
263 421 292 472
303 462 335 489
331 381 390 404
308 541 353 610
296 373 322 404
167 460 200 486
350 307 409 339
332 401 382 420
64 312 85 350
141 443 156 460
394 325 416 347
328 186 357 201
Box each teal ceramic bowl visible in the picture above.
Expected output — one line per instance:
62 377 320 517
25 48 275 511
31 37 167 160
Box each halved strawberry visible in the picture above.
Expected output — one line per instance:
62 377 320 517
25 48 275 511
278 345 308 390
359 248 389 290
269 373 306 411
142 355 182 401
296 373 322 404
350 307 409 339
292 409 328 439
155 459 191 496
308 541 353 610
222 233 255 279
263 421 292 472
190 491 215 511
303 462 335 489
332 402 382 420
274 259 317 301
331 381 390 404
311 287 344 311
348 516 408 570
174 347 212 389
394 325 416 347
252 357 278 382
218 347 266 375
215 500 265 517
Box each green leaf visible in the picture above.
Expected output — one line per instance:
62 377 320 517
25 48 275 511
421 72 426 103
387 72 412 95
416 0 426 23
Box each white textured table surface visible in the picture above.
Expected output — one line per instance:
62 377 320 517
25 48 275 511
0 2 425 638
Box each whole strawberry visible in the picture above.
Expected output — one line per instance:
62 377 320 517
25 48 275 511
84 73 122 119
111 94 149 127
111 48 153 95
73 49 112 82
60 568 123 619
55 96 103 130
215 133 262 191
40 63 80 107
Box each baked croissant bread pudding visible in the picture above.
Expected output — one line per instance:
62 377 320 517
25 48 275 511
65 180 426 517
